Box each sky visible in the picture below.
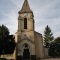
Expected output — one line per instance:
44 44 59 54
0 0 60 38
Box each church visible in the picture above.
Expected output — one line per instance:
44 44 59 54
0 0 48 60
15 0 45 60
1 0 60 60
0 0 50 60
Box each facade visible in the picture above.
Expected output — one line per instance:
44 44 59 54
1 0 60 60
15 0 45 60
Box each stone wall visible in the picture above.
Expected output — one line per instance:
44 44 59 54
0 49 16 60
34 32 45 59
37 58 60 60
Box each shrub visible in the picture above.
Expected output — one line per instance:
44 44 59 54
0 58 6 60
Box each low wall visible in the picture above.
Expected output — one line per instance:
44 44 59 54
37 58 60 60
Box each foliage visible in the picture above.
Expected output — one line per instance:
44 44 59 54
44 25 54 47
0 25 16 54
0 58 6 60
49 37 60 57
4 35 16 54
54 37 60 43
0 25 9 41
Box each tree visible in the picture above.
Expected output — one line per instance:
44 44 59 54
0 25 16 54
54 37 60 43
49 37 60 57
4 35 16 54
0 25 9 54
0 25 9 41
44 25 54 47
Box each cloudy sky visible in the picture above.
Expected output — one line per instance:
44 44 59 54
0 0 60 38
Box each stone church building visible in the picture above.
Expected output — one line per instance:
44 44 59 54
1 0 60 60
0 0 49 60
15 0 45 60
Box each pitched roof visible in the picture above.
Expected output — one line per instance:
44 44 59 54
18 0 33 14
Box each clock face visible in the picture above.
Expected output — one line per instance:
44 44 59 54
23 13 28 17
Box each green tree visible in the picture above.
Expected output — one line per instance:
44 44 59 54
54 37 60 43
4 35 16 54
0 25 9 41
0 25 16 54
44 25 54 47
0 25 9 54
49 37 60 57
54 37 60 57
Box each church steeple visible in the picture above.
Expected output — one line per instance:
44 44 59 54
18 0 33 14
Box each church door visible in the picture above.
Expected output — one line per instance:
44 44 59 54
23 48 30 60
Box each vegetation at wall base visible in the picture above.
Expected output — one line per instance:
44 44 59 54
0 58 6 60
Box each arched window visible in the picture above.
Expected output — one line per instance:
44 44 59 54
24 18 27 29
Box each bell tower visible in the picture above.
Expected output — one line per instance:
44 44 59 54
16 0 36 60
18 0 34 32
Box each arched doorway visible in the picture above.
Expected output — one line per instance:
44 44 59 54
23 43 30 60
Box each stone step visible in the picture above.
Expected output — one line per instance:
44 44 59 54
23 59 30 60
